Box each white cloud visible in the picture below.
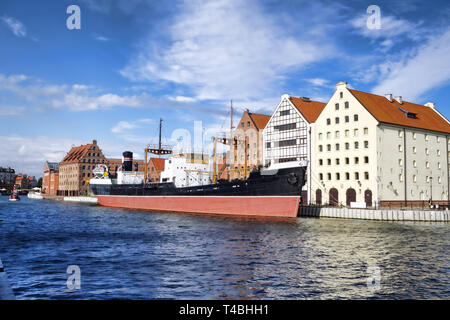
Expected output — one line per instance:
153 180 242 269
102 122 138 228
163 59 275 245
121 0 329 101
305 78 330 87
1 15 26 37
351 14 421 41
168 96 196 103
0 73 148 111
372 28 450 101
111 118 156 134
111 121 138 134
0 106 26 116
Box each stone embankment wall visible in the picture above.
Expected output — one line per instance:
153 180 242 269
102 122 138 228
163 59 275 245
299 206 449 222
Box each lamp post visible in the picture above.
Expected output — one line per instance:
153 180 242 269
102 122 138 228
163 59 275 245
429 177 433 207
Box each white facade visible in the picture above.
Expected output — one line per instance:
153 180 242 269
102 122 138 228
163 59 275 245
263 94 312 203
311 81 450 207
160 153 212 188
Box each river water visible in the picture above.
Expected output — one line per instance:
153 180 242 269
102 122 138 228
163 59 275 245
0 196 448 299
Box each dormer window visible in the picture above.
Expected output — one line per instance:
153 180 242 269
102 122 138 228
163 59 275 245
398 107 417 119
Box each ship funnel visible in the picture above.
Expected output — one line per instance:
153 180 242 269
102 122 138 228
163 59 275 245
122 151 133 172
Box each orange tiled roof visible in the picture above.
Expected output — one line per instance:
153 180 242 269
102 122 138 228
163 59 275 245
289 97 326 123
349 89 450 134
248 113 271 130
150 158 165 172
60 143 92 164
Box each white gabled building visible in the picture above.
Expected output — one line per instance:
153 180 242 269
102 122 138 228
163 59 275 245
311 81 450 208
160 153 212 188
263 94 326 204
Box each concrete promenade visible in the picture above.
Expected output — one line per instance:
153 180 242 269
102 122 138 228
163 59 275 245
299 206 450 222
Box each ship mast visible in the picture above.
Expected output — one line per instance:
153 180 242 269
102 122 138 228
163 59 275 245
144 118 172 184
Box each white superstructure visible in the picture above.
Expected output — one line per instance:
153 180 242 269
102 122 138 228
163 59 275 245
160 153 212 188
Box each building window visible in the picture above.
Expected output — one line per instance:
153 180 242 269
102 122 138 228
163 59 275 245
335 103 339 110
335 143 340 151
354 157 359 164
399 145 403 152
327 159 331 165
413 132 416 140
425 148 429 155
354 141 359 149
319 145 323 152
426 161 430 168
354 114 359 121
335 131 340 138
398 130 403 137
399 159 403 167
355 172 359 180
345 116 349 123
399 174 403 182
413 175 417 183
336 173 340 180
274 123 296 131
438 162 441 169
279 139 297 147
327 144 331 151
425 134 428 141
437 149 441 156
413 146 416 153
335 117 340 124
327 118 331 125
336 158 340 165
364 127 368 134
345 172 350 180
354 129 359 136
266 142 271 148
437 136 440 143
327 132 331 139
364 156 369 163
340 92 343 99
319 159 323 166
345 101 349 109
327 173 331 180
280 110 290 116
319 173 323 180
364 172 369 180
241 122 244 128
364 141 369 148
438 176 441 183
345 130 349 137
413 160 417 167
318 133 322 140
345 143 350 150
345 157 349 164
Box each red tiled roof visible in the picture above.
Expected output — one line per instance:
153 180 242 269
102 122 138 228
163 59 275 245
349 89 450 134
289 97 326 123
60 143 92 164
248 113 271 130
150 158 165 172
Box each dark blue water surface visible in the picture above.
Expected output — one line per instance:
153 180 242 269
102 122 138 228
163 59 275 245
0 196 449 299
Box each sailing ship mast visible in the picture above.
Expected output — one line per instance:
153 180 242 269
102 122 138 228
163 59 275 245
144 118 172 184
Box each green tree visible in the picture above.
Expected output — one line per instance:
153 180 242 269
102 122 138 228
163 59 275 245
37 177 42 188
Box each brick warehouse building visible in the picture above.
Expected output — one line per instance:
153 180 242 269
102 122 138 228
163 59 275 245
42 162 59 196
148 157 165 182
58 140 107 196
231 109 271 180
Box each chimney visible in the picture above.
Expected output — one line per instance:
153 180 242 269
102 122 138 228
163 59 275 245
394 96 403 104
385 94 393 102
336 81 348 89
301 97 310 102
424 102 435 108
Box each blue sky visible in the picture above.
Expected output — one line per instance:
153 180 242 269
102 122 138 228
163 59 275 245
1 0 450 177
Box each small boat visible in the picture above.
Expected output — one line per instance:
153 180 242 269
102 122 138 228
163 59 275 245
9 186 20 202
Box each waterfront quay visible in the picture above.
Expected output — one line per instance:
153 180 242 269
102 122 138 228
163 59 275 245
1 196 449 299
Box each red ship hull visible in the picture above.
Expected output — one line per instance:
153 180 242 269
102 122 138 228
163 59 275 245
96 195 300 218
